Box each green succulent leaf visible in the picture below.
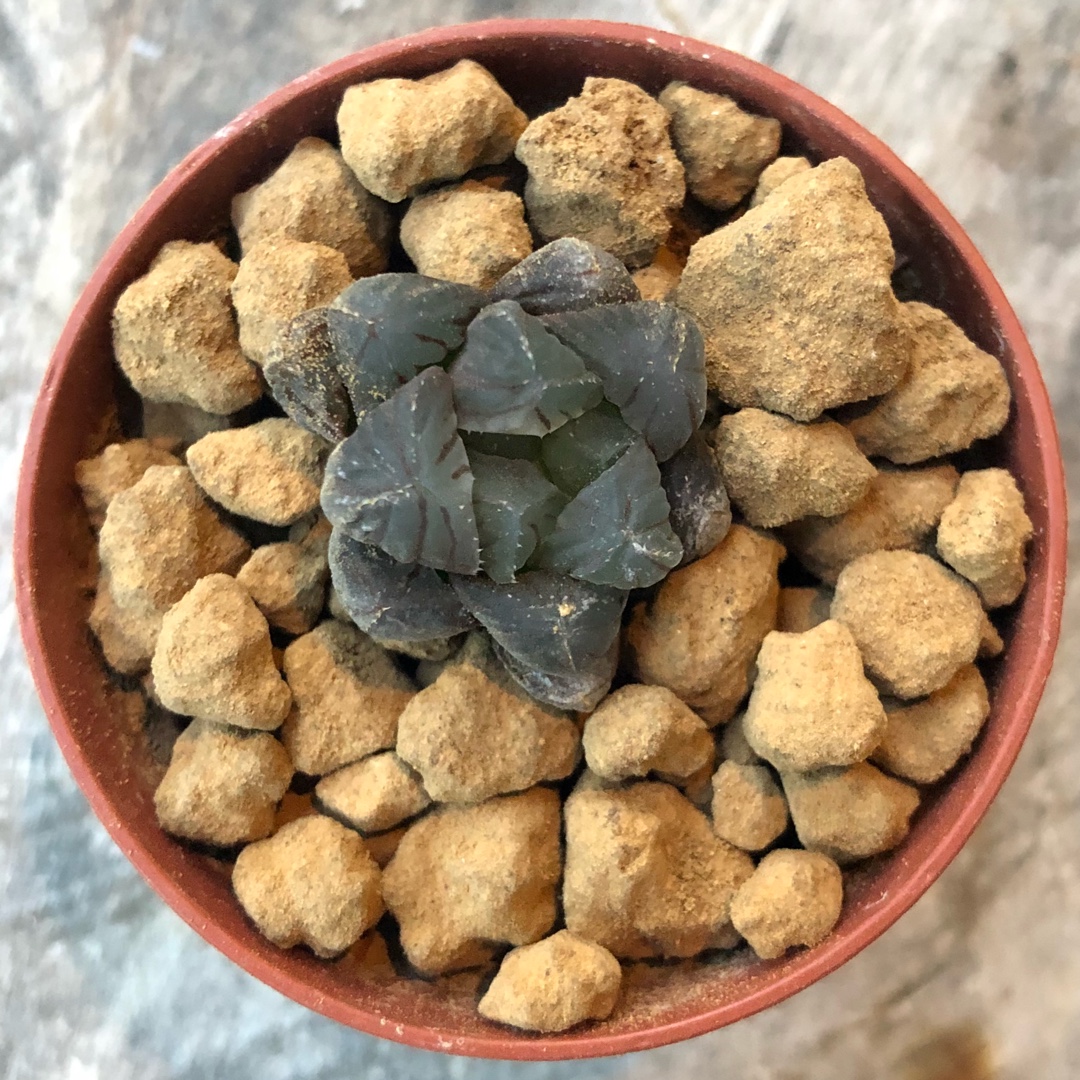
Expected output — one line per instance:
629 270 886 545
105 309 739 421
321 367 481 575
543 300 707 461
536 441 683 589
449 300 604 436
493 637 620 712
326 273 487 414
329 529 477 641
540 401 643 495
451 570 627 709
461 431 543 462
490 237 640 316
264 308 354 443
659 431 732 566
470 452 567 584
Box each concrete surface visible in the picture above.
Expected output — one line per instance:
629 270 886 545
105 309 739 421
1 2 1077 1077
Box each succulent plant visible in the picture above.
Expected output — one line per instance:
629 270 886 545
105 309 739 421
266 239 725 710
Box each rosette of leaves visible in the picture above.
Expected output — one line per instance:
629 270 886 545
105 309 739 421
264 240 720 710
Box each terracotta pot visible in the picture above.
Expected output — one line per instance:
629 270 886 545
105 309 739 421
14 18 1067 1061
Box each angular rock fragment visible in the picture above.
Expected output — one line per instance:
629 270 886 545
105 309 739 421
936 468 1032 608
321 368 480 572
783 465 959 585
315 752 431 833
230 237 353 367
515 78 685 267
872 665 990 784
632 246 682 301
263 308 354 443
783 762 920 865
831 551 984 699
479 931 622 1032
846 301 1012 464
744 621 887 772
626 525 784 725
337 60 527 203
328 530 477 643
491 237 640 315
76 438 181 529
659 82 781 210
749 155 811 207
563 780 754 958
730 849 843 959
776 586 832 634
112 240 262 414
232 136 392 277
396 635 579 803
281 620 415 776
675 158 905 421
582 684 714 783
382 788 562 975
154 719 293 846
236 520 330 635
233 815 384 957
90 466 250 674
711 761 789 852
151 574 292 730
140 400 232 446
658 431 732 566
712 409 876 528
188 418 329 526
401 180 532 290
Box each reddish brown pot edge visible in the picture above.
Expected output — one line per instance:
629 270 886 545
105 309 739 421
13 18 1068 1061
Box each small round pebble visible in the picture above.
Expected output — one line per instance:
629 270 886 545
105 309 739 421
232 815 384 958
315 752 431 834
76 439 181 529
749 155 812 207
730 849 843 959
711 761 789 852
478 931 622 1033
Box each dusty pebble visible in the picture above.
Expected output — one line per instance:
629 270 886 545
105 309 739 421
936 468 1033 608
236 519 330 635
777 586 833 634
582 684 714 783
675 157 905 421
749 155 812 207
382 788 562 976
478 931 622 1033
713 409 876 528
783 762 920 865
315 752 431 834
719 711 761 766
632 246 682 301
515 77 685 268
281 620 415 776
233 815 384 957
151 574 292 730
112 241 262 414
395 637 579 803
846 301 1011 463
783 465 959 585
563 780 754 958
626 524 784 725
400 180 532 290
730 849 843 959
187 418 329 526
90 466 250 674
873 665 990 784
979 612 1005 658
154 719 293 846
364 826 407 869
337 60 527 203
378 636 460 662
230 237 352 368
232 136 392 277
140 400 232 446
831 550 984 699
711 761 789 852
744 620 887 772
659 82 780 210
76 438 181 529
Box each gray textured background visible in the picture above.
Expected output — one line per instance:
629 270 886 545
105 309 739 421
2 2 1078 1077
